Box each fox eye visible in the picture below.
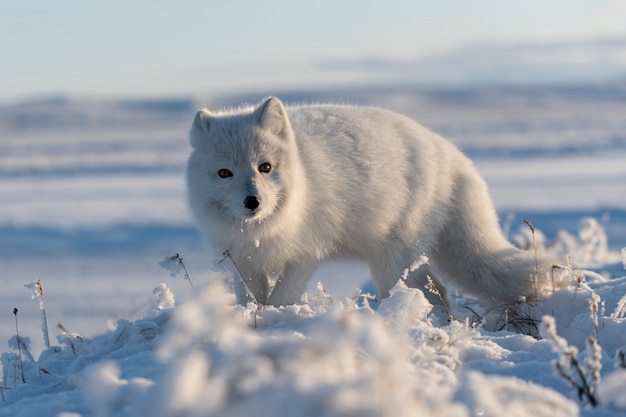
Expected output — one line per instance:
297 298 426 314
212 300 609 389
259 163 271 173
218 169 233 178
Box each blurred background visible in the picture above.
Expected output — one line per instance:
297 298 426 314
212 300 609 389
3 0 626 100
1 0 626 354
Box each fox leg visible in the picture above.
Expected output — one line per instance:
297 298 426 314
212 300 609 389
369 251 449 307
230 256 270 305
268 261 320 306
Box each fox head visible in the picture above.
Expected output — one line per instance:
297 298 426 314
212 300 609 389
187 97 301 226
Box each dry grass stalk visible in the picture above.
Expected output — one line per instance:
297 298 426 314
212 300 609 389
425 275 453 321
589 293 601 342
523 219 540 302
221 250 261 328
12 308 25 384
491 303 539 336
163 253 195 291
541 316 599 407
25 279 50 348
57 322 83 357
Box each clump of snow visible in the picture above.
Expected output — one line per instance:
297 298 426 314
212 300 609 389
83 362 154 417
152 283 175 311
159 253 195 290
147 280 466 417
455 371 579 417
7 335 34 364
159 254 185 277
401 254 429 281
598 370 626 410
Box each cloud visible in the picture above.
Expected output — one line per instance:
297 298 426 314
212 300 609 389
318 37 626 86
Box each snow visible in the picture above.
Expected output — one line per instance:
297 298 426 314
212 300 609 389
2 86 626 416
3 277 626 416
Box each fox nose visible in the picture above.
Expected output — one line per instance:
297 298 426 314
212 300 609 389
244 195 260 211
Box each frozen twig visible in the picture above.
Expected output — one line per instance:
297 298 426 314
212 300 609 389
425 275 453 321
12 308 26 384
612 293 626 319
57 322 83 358
160 253 195 291
221 250 261 328
351 289 378 309
589 292 600 342
494 304 539 336
25 279 50 348
221 250 260 307
309 282 333 307
523 219 540 300
540 315 598 406
585 336 602 393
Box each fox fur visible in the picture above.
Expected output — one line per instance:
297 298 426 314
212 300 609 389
187 97 561 306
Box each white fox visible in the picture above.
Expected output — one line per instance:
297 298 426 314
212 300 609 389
187 97 559 307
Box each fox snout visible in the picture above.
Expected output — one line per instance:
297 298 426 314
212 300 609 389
244 195 261 211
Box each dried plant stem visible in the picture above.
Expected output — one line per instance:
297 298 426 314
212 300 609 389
425 275 453 321
558 349 598 406
541 316 599 407
12 308 26 384
160 253 196 291
177 254 195 291
57 322 82 357
523 219 540 301
222 250 260 328
37 280 50 348
590 293 600 343
554 358 598 406
222 250 260 306
585 337 601 393
172 253 195 291
493 303 539 336
25 279 50 348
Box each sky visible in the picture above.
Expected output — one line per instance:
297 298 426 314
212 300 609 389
2 0 626 102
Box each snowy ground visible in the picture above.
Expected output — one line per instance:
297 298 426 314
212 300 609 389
1 86 626 416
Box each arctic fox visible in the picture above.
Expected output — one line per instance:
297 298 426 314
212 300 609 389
187 97 559 307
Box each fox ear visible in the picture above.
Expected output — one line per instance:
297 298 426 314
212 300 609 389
193 109 212 134
190 109 212 148
255 97 292 139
